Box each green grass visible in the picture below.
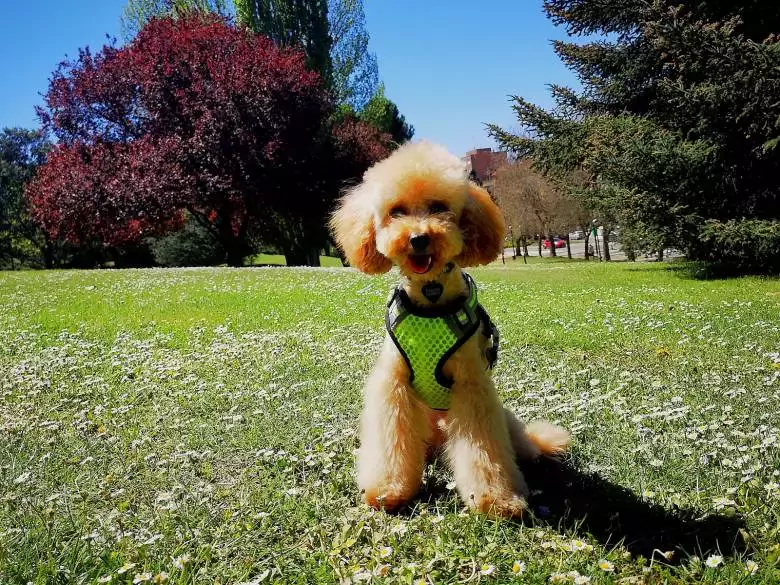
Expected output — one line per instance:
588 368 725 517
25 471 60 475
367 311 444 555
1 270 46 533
247 254 344 267
1 260 779 584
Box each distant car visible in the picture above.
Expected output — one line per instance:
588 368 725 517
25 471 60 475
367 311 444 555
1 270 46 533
543 237 567 249
569 230 585 240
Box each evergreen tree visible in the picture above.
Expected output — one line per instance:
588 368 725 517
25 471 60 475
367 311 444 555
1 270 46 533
359 84 414 146
489 1 780 268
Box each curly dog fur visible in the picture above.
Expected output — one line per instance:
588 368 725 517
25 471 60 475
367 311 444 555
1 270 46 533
330 141 570 518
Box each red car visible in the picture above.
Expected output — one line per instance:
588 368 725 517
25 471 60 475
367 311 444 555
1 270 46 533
543 237 567 249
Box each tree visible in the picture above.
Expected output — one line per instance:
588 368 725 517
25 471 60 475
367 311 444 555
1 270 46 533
121 0 231 39
234 0 332 84
359 84 414 146
488 1 780 268
0 128 51 268
29 15 387 267
328 0 379 109
124 0 381 111
492 160 584 259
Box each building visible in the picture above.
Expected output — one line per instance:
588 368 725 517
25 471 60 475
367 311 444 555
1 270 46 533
462 148 508 193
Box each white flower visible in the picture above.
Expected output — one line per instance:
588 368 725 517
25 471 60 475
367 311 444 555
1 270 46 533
745 560 759 575
153 573 169 584
374 564 390 577
511 560 526 574
598 560 614 572
172 555 190 570
132 573 152 584
97 576 113 584
117 563 137 575
574 576 591 585
379 546 393 558
445 481 457 490
568 539 593 552
480 564 495 576
705 555 723 568
352 568 372 582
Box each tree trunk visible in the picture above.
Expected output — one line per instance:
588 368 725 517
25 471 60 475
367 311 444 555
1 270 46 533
583 229 591 260
602 230 611 261
565 234 572 259
657 247 664 262
225 243 245 267
521 236 528 264
537 236 542 258
548 232 557 257
284 244 321 267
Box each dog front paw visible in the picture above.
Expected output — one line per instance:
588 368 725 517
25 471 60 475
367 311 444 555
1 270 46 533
470 492 527 519
362 487 413 513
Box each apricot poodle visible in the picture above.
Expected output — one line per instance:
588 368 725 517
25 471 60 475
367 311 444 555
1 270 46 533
330 141 570 518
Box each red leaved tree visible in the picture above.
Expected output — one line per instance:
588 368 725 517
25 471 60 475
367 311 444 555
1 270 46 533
28 14 390 266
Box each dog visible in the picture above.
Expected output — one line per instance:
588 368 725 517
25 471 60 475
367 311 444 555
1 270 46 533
330 141 570 518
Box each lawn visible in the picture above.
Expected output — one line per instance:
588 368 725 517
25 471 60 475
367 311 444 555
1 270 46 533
1 260 779 584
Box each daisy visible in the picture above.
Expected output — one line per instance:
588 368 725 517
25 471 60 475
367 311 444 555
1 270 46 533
172 555 190 570
132 573 152 584
745 560 759 575
705 555 723 568
379 546 393 559
511 560 526 574
598 560 614 572
480 564 495 576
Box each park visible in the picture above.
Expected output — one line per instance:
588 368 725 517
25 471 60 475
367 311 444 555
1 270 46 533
1 1 779 584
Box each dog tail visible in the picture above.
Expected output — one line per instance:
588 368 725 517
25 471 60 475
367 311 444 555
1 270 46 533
524 420 570 458
506 411 570 460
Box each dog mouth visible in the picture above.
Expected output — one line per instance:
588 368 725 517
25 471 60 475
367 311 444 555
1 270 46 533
407 254 434 274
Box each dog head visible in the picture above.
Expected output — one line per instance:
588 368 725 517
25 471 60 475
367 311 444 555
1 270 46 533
330 141 505 280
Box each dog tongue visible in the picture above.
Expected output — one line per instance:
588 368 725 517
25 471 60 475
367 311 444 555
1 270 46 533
409 255 433 274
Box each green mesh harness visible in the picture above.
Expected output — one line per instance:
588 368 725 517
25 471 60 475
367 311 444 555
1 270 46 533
385 273 499 410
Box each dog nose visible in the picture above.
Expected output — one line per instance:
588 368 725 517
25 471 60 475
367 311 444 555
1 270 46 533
410 233 430 252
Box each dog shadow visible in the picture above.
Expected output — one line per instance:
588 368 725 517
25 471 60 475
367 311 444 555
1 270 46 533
518 456 746 561
415 456 745 562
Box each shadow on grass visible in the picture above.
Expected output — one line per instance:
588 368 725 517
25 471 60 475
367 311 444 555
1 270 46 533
410 456 745 562
519 456 746 561
623 258 778 280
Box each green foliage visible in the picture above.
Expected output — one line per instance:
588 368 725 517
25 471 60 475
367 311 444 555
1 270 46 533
327 0 379 109
0 128 51 268
359 84 414 146
489 1 780 271
697 219 780 273
234 0 332 84
147 214 226 267
121 0 231 39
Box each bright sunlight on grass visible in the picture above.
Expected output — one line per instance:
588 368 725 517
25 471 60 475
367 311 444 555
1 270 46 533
1 261 778 583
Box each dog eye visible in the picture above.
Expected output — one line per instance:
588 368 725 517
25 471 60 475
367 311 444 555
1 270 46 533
429 202 448 214
389 206 407 218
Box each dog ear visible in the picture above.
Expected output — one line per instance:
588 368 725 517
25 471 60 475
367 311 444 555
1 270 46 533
330 185 393 274
456 182 506 267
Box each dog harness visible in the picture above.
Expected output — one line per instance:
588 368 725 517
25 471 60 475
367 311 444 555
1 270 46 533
385 273 499 410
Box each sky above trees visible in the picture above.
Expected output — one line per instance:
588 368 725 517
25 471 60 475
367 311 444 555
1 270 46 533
0 0 577 156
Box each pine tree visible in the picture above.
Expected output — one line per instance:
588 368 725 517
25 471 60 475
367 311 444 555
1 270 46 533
489 1 780 268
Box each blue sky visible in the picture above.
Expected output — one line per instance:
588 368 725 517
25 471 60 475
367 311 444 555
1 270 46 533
0 0 578 156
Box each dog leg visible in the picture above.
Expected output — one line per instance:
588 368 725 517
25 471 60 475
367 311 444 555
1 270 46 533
446 375 528 518
357 340 429 512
